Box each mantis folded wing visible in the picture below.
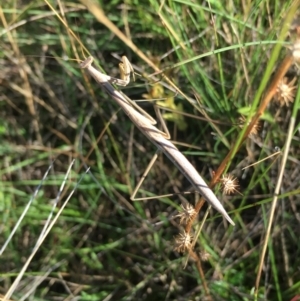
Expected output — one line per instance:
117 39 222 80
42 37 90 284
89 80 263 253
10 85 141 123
80 56 235 226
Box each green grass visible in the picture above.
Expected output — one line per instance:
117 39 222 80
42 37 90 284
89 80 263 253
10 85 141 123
1 0 300 300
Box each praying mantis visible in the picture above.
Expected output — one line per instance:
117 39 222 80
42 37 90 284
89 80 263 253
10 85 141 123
80 56 235 226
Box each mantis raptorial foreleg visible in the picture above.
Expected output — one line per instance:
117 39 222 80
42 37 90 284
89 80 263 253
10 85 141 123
118 55 135 85
105 56 134 86
106 56 171 136
104 56 170 137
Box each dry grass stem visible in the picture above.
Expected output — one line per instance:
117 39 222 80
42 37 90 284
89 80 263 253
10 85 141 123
239 115 260 136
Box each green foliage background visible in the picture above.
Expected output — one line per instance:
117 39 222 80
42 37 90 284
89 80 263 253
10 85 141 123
1 1 300 300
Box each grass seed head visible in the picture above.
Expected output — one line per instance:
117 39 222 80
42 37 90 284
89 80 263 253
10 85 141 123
175 202 196 225
275 77 297 106
174 231 192 253
219 174 240 195
200 251 211 261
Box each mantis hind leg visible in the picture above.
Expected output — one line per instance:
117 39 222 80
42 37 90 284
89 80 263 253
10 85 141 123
130 150 194 201
130 151 159 201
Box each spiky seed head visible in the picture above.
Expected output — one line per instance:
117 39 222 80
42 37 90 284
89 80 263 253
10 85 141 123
275 77 297 106
200 251 211 261
175 203 196 225
219 174 240 195
174 231 192 253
